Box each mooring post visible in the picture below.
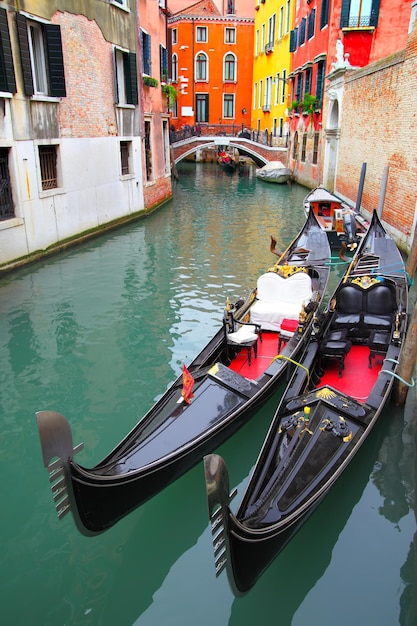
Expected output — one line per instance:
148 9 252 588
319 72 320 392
355 163 366 211
377 166 389 217
393 297 417 406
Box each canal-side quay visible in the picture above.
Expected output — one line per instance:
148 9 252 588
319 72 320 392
0 162 415 625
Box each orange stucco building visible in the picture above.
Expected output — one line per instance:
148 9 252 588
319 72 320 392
168 0 254 130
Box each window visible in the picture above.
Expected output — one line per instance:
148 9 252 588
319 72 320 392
223 53 236 81
299 17 306 45
160 44 168 82
172 53 178 82
120 141 131 175
308 9 316 39
225 28 235 43
196 94 208 122
16 14 66 97
320 0 330 29
340 0 380 28
0 9 16 93
255 30 259 56
279 117 283 137
267 14 276 47
281 69 287 103
296 73 303 102
279 7 284 38
163 120 170 175
141 29 151 75
275 73 280 105
227 0 235 15
0 148 14 220
39 145 58 190
315 60 325 106
114 48 138 105
196 26 207 43
313 132 319 165
264 76 272 110
195 52 208 81
261 24 265 51
305 67 312 95
286 0 291 33
253 82 257 110
172 28 177 45
301 134 307 162
289 28 298 52
144 120 153 182
258 80 263 109
223 94 234 118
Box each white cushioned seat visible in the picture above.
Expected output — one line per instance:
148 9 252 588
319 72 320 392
250 271 313 332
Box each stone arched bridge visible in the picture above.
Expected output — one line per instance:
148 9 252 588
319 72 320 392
171 136 288 167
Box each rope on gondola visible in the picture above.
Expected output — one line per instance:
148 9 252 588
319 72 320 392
381 358 415 387
272 354 310 384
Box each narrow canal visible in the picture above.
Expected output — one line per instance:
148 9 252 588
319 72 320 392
0 161 415 625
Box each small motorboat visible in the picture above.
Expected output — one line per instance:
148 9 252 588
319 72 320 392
204 210 409 595
303 186 368 257
255 161 292 184
36 209 330 536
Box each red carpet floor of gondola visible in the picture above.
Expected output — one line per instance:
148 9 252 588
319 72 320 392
229 337 382 404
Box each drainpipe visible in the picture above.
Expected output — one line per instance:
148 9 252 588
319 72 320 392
355 162 366 211
377 165 389 218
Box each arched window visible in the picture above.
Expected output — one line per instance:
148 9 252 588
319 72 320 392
172 53 178 82
223 53 236 82
195 52 208 81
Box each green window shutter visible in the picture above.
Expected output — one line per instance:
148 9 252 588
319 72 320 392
0 9 16 93
124 52 138 105
44 24 66 97
340 0 350 28
16 13 34 96
370 0 380 26
320 0 329 29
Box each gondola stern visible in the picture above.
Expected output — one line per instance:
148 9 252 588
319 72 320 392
35 411 93 535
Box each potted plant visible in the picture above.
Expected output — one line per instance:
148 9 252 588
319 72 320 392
302 93 317 115
143 75 159 88
162 83 177 108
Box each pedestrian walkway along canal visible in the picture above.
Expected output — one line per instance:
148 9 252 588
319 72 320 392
0 161 415 625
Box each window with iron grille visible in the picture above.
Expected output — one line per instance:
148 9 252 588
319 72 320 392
0 148 14 220
39 145 58 190
120 141 131 175
340 0 379 28
144 120 153 182
301 134 307 162
313 132 319 164
293 131 299 160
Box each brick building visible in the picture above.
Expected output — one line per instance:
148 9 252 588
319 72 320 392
325 5 417 252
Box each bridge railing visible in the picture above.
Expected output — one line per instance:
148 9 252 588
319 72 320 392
170 124 288 148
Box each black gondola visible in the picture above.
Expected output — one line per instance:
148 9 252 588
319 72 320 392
204 210 409 595
36 209 330 536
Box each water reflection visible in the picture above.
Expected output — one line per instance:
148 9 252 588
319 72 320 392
0 161 415 625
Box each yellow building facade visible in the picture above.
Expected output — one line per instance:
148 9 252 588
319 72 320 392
251 0 293 145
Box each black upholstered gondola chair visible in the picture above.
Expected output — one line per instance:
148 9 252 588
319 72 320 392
319 329 352 377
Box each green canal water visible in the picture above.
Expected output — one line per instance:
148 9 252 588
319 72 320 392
0 161 416 625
